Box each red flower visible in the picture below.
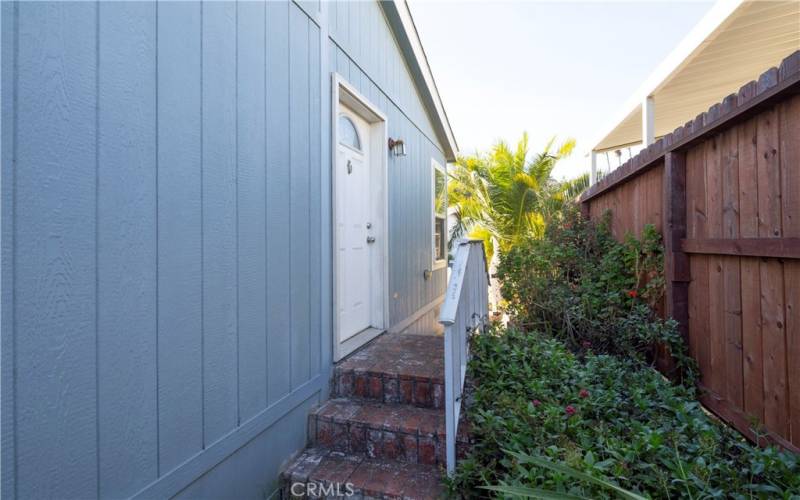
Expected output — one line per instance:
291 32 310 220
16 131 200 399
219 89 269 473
579 389 590 399
627 289 638 298
532 399 542 407
565 405 576 416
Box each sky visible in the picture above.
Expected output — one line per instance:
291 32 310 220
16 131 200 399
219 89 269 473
408 0 715 180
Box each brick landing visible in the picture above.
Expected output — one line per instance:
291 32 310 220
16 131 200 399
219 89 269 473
280 333 458 499
333 333 445 409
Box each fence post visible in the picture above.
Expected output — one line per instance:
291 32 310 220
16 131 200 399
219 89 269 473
663 151 690 343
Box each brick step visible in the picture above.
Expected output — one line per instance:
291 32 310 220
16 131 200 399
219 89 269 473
333 333 445 409
281 448 443 500
308 398 470 466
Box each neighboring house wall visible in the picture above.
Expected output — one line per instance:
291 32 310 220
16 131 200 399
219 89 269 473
0 1 449 498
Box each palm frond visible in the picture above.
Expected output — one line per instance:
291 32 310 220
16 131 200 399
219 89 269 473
446 133 582 253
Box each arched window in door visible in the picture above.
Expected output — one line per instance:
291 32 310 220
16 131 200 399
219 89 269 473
338 114 361 151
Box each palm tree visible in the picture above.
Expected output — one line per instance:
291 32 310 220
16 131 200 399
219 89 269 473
448 133 586 262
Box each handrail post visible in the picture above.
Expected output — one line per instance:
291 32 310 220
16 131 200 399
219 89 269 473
438 240 490 476
443 324 456 475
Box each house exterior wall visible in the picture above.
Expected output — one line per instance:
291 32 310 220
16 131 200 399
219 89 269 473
0 1 449 498
327 1 448 326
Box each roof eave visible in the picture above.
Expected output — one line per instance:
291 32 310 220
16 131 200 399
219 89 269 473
589 0 745 153
381 0 459 162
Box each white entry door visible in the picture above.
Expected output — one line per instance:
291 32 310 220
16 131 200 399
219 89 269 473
336 106 373 342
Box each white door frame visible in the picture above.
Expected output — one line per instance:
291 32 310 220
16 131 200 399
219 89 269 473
331 73 389 362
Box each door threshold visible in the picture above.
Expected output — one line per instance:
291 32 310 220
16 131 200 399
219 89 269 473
338 327 385 362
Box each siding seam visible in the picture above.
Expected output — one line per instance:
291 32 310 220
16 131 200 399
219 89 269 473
94 1 101 496
234 0 241 429
318 0 332 387
264 0 270 406
307 18 313 378
287 2 293 392
154 0 160 477
12 1 18 496
199 0 205 450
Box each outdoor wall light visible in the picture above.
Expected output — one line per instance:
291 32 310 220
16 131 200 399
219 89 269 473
388 138 406 157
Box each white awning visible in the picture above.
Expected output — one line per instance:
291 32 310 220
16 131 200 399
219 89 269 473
591 0 800 153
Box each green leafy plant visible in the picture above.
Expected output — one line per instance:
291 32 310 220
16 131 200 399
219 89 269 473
447 133 588 263
485 451 647 500
450 205 799 498
450 328 800 499
497 206 694 379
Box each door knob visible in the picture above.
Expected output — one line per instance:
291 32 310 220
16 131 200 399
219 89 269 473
366 236 376 244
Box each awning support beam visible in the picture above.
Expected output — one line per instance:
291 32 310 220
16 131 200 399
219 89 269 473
642 95 655 146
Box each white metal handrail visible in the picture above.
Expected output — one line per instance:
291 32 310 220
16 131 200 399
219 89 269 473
438 239 489 475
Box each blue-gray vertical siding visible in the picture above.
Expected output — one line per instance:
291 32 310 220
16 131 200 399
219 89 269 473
15 3 99 498
237 0 268 424
327 0 448 326
1 1 447 498
98 2 158 495
1 1 16 497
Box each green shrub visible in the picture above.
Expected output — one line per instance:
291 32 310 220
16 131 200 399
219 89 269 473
497 206 694 378
451 328 800 498
456 205 799 498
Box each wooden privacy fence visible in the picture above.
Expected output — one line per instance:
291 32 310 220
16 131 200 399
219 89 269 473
580 50 800 452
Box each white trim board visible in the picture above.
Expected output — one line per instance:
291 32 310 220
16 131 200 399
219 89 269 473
331 73 390 362
431 158 447 271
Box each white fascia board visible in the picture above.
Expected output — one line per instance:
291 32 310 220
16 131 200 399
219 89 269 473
589 0 745 153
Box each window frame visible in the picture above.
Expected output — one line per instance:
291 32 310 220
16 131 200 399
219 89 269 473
431 159 448 270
